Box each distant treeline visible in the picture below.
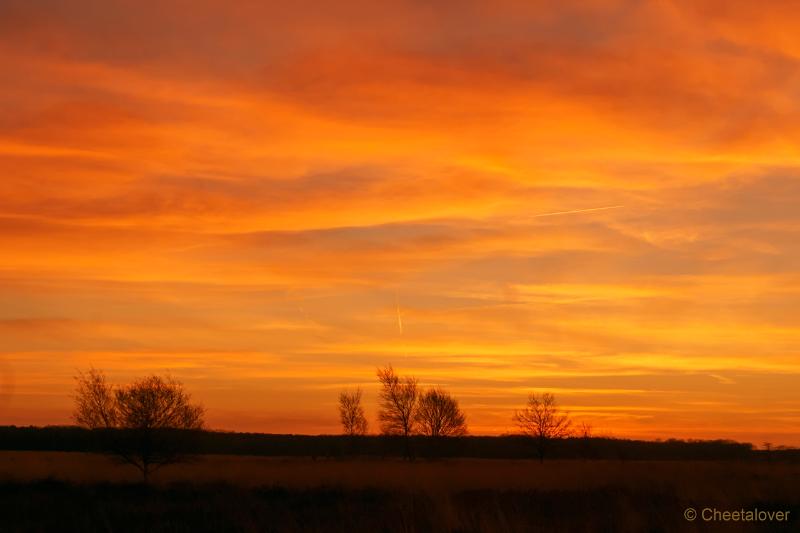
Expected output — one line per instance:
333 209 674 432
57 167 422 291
1 426 796 461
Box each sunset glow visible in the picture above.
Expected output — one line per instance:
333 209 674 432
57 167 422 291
1 0 798 445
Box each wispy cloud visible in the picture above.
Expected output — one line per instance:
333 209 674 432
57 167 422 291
0 0 798 444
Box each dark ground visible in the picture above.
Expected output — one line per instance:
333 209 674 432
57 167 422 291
0 478 796 533
0 427 797 532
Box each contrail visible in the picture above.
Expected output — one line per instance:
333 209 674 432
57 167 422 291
531 205 625 218
395 291 403 335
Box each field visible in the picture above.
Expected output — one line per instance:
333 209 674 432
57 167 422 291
0 452 797 532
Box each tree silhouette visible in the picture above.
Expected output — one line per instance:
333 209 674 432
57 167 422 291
338 388 368 436
416 387 467 437
513 392 572 462
73 369 204 481
74 368 117 429
376 365 418 441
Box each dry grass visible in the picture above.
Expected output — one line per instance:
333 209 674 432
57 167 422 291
0 452 797 532
1 451 797 496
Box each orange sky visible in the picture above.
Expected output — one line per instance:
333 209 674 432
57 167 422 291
0 0 798 445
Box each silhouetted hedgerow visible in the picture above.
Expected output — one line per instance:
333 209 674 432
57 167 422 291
0 426 791 462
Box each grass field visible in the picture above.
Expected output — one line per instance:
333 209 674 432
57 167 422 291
0 452 797 532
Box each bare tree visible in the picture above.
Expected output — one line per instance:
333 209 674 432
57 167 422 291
339 388 368 436
513 392 572 462
416 388 467 437
114 375 204 430
73 370 205 481
376 365 418 437
74 368 117 429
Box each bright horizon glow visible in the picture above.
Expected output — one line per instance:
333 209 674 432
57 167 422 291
0 0 798 445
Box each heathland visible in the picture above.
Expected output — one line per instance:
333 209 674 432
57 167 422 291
0 427 797 532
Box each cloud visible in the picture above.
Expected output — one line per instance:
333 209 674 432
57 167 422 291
0 0 798 444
